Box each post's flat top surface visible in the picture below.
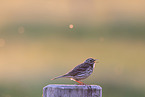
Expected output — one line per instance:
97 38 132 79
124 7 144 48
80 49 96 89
44 84 102 90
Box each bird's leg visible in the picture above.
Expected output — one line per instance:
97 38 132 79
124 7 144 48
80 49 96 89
70 78 86 85
75 80 86 85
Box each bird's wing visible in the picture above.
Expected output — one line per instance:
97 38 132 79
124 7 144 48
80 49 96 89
66 63 89 76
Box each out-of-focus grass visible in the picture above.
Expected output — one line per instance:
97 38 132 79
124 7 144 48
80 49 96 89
1 23 145 39
0 82 145 97
0 24 145 97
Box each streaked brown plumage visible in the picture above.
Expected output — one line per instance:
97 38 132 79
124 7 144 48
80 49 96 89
51 58 97 85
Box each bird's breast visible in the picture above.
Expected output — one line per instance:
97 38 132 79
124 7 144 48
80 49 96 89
93 63 95 68
89 63 95 68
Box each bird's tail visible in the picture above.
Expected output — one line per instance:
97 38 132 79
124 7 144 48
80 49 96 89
51 75 66 80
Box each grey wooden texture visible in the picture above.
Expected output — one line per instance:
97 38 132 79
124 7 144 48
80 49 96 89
43 84 102 97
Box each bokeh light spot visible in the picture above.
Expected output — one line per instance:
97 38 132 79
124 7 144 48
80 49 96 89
18 26 25 34
69 24 74 29
99 37 105 42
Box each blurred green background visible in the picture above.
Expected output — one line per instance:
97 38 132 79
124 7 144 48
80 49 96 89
0 0 145 97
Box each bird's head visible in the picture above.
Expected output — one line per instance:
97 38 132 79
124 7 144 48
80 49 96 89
84 58 97 64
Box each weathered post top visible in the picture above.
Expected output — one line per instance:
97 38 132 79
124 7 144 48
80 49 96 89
43 84 102 97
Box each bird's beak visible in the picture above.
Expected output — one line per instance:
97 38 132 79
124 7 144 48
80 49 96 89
94 59 99 63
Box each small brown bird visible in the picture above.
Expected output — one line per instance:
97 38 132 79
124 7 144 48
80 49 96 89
51 58 97 85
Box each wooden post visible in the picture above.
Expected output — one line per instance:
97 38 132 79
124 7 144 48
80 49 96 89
43 84 102 97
